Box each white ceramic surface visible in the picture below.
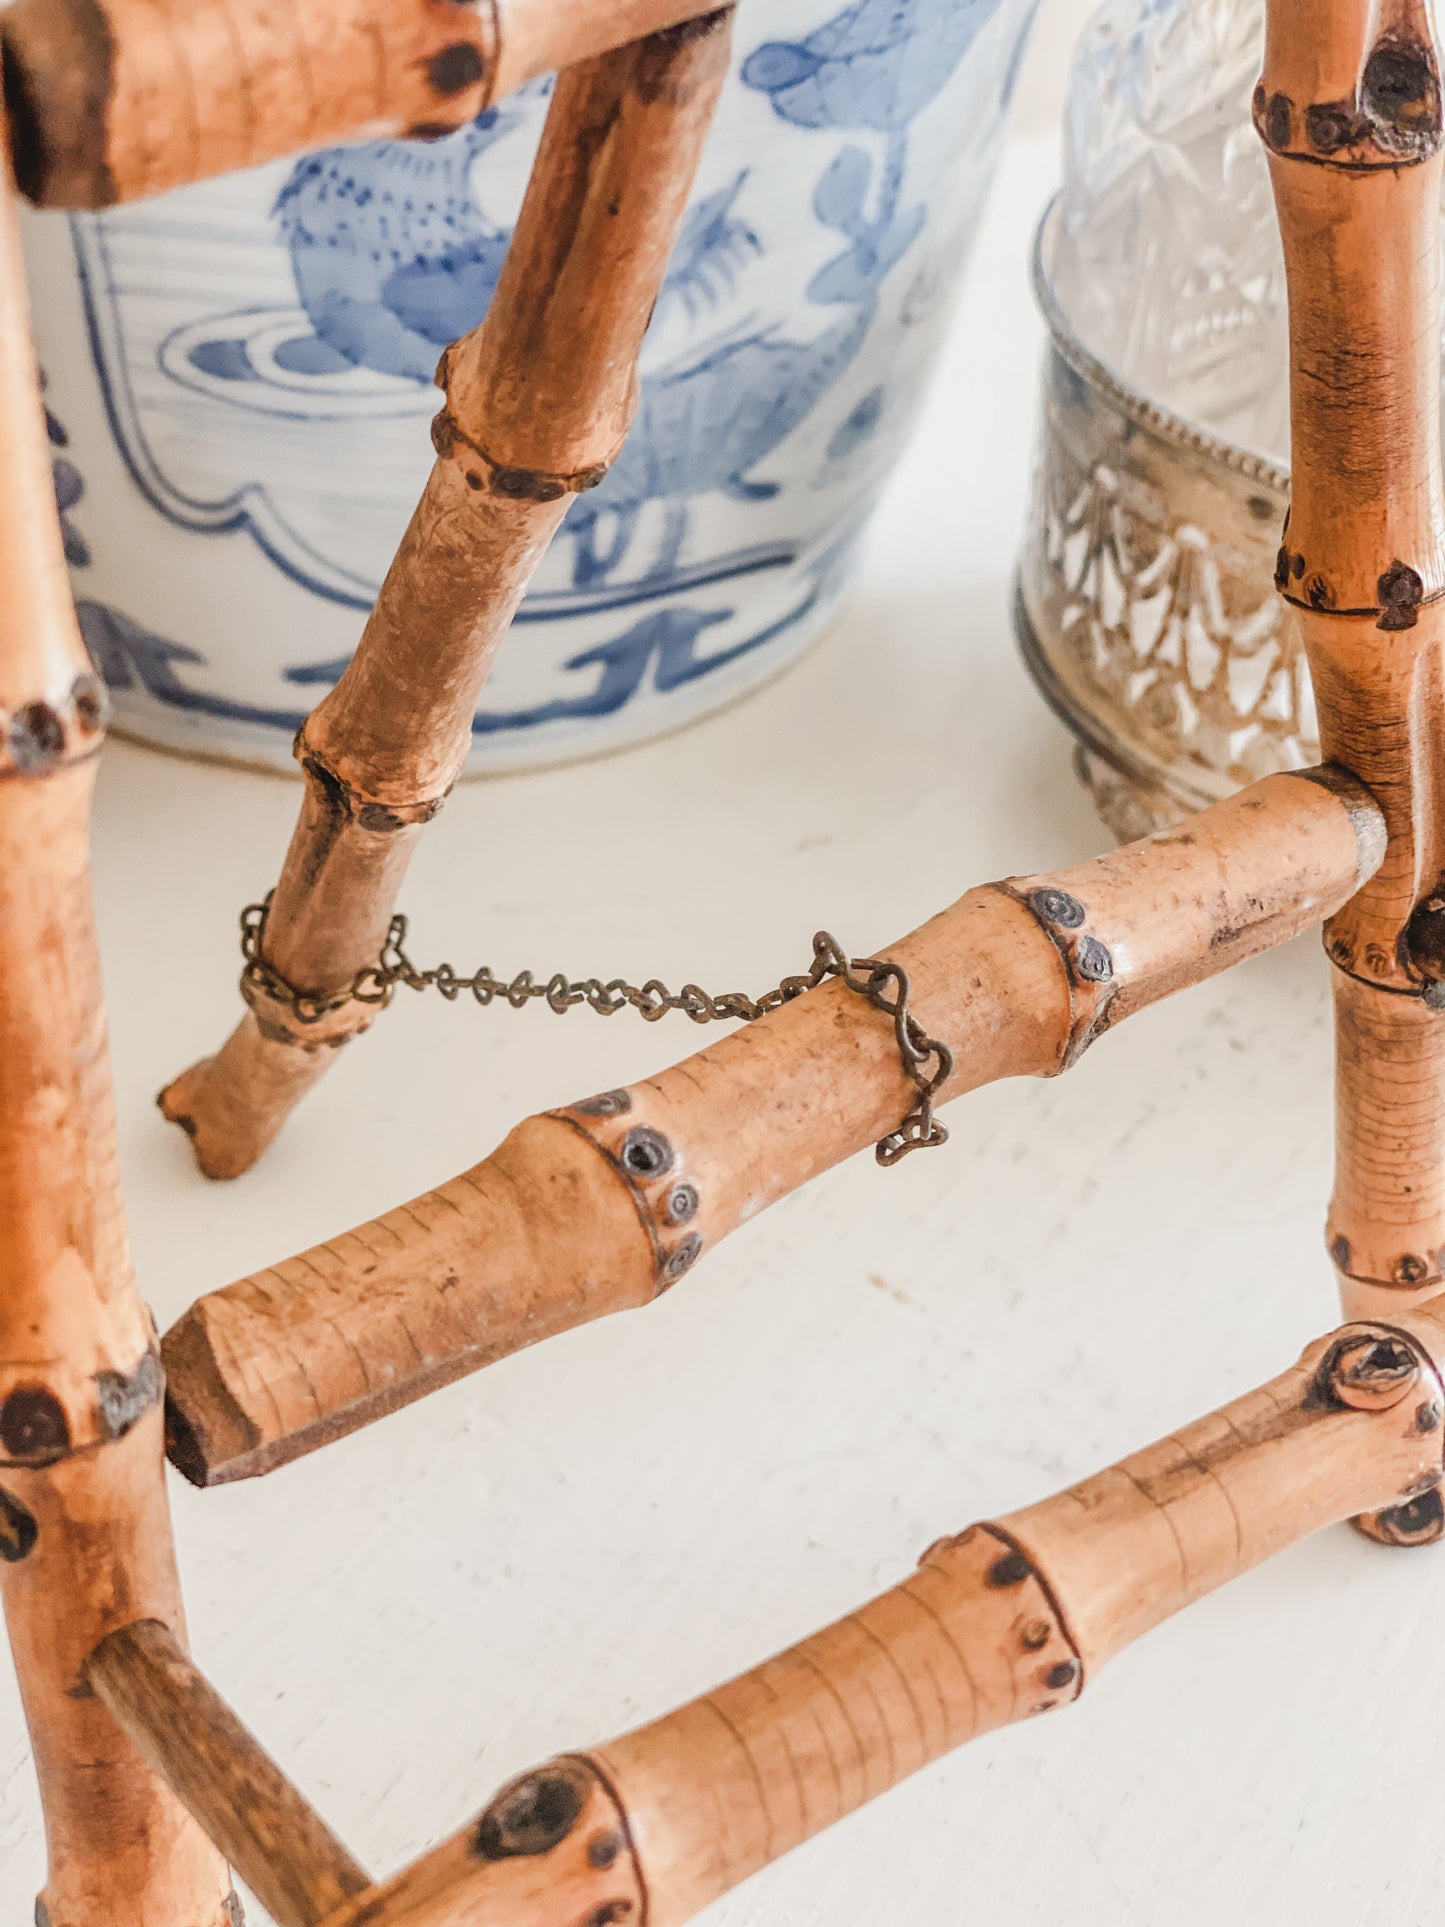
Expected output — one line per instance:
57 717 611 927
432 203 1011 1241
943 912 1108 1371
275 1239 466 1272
23 0 1038 774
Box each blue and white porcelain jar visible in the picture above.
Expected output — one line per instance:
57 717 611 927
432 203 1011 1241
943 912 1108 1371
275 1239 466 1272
24 0 1038 774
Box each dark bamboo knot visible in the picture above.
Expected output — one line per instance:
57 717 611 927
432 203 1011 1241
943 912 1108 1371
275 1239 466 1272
1321 1329 1423 1411
237 902 953 1165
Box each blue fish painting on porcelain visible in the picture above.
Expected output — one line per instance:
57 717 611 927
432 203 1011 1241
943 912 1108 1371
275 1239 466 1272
25 0 1038 773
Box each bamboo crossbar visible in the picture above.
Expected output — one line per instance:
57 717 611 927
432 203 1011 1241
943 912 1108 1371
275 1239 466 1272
107 1310 1445 1927
161 764 1385 1487
158 9 736 1184
85 1619 371 1927
0 0 728 208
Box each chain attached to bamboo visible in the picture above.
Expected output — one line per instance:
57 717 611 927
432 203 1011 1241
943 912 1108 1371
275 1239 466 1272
236 898 954 1165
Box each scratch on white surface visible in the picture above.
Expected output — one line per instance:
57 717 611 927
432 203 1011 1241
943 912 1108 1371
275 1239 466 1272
865 1272 923 1313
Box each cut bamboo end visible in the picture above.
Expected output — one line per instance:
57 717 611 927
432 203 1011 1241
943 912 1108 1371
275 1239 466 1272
163 1112 660 1485
319 1307 1445 1927
159 1013 353 1182
161 768 1380 1487
0 0 730 210
86 1619 371 1927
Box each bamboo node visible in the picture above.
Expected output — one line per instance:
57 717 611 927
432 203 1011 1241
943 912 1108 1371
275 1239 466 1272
1404 892 1445 995
1355 1488 1445 1547
0 1385 69 1464
430 409 614 501
95 1349 164 1441
0 1485 38 1562
297 745 446 833
1378 560 1425 630
1000 878 1119 1063
1254 33 1443 165
1321 1329 1423 1411
473 1763 593 1860
0 670 109 778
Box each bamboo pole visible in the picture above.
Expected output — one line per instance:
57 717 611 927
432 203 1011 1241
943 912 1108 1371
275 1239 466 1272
1258 0 1445 1346
0 91 233 1927
161 765 1385 1486
157 12 735 1183
313 1305 1445 1927
86 1620 372 1927
0 0 726 209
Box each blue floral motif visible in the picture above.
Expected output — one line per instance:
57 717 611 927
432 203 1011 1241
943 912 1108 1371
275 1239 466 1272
75 557 844 738
741 0 1004 131
272 102 526 385
60 0 1026 741
239 0 997 592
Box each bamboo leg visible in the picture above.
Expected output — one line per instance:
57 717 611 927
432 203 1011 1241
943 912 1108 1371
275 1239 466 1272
0 0 725 208
86 1621 371 1927
313 1306 1445 1927
158 13 735 1183
0 100 233 1927
160 766 1385 1485
1259 0 1445 1423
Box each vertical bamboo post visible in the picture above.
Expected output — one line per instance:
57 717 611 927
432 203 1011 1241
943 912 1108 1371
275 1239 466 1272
159 13 735 1181
0 93 234 1927
1260 0 1445 1537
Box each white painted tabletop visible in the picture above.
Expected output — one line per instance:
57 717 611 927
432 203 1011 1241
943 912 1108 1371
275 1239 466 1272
8 120 1445 1927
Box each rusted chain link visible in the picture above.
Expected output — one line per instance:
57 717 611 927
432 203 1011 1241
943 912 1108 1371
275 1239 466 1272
239 900 953 1165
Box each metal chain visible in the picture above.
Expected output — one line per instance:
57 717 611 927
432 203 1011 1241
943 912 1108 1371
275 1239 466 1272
240 899 953 1164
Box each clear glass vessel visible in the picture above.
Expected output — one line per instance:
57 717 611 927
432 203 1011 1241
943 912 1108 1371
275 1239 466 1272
1015 0 1445 833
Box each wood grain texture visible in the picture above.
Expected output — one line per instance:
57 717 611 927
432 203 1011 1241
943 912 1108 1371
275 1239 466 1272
86 1619 372 1927
158 12 735 1182
0 0 725 208
160 765 1383 1485
0 101 233 1926
318 1305 1445 1927
1260 0 1445 1341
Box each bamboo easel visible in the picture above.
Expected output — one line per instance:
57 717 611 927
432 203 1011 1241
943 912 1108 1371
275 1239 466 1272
4 0 1445 1920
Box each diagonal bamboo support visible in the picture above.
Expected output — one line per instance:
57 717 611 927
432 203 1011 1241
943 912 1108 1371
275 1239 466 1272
0 90 233 1927
1259 0 1445 1373
0 0 725 209
158 11 736 1184
86 1620 372 1927
284 1306 1445 1927
161 765 1385 1486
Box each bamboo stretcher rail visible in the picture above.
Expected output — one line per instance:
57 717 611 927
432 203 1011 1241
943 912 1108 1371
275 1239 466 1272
161 764 1386 1487
99 1310 1445 1926
1258 0 1445 1335
158 10 735 1184
0 0 726 209
86 1619 372 1927
0 94 234 1927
